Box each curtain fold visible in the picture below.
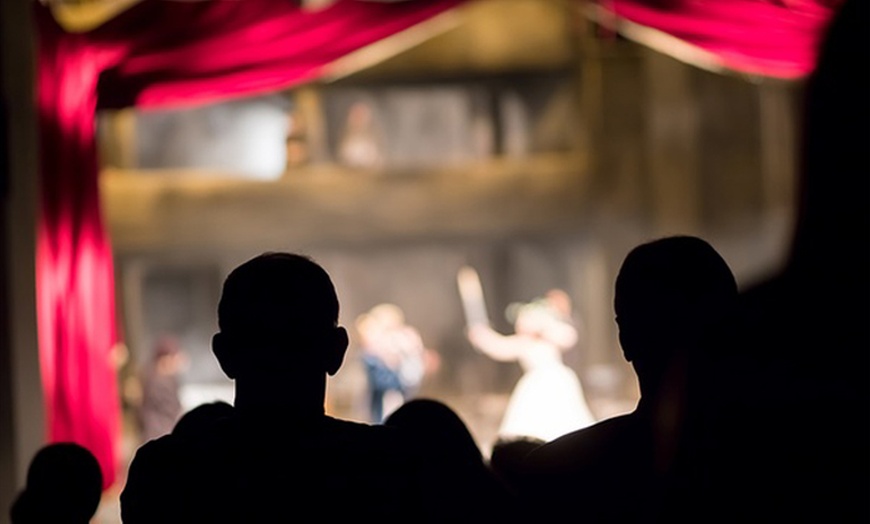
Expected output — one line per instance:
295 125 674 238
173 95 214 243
590 0 843 79
34 0 463 489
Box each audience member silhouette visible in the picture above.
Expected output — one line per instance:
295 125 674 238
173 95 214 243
383 398 524 522
171 400 234 440
520 235 740 522
736 0 869 519
488 436 545 497
121 252 430 523
10 443 103 524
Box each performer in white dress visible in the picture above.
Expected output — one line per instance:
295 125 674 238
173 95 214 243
463 284 597 442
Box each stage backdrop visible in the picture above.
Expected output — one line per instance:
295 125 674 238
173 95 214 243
34 0 842 488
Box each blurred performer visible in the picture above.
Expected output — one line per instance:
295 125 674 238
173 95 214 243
355 304 436 423
338 101 383 169
466 289 596 442
137 335 187 443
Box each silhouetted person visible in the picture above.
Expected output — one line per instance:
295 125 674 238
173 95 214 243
10 443 103 524
738 0 869 519
384 398 523 522
521 235 739 522
489 437 545 497
121 252 428 523
171 400 234 440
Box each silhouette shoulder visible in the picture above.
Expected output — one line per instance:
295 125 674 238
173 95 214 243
121 434 190 523
321 416 423 469
525 413 638 474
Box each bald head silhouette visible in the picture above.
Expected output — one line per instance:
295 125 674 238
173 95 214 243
211 252 349 413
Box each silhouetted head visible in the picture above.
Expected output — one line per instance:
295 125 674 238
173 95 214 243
10 443 103 524
384 398 483 467
173 400 235 439
386 399 516 519
614 236 738 378
212 253 348 382
489 436 545 493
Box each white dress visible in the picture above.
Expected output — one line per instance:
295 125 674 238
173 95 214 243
498 345 597 442
468 318 597 443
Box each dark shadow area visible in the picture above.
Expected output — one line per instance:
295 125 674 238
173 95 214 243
736 0 870 518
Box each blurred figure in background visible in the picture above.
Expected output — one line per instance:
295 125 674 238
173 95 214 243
137 335 187 443
356 304 439 423
467 289 596 442
338 100 383 169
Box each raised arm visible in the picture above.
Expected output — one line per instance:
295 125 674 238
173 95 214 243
467 324 529 362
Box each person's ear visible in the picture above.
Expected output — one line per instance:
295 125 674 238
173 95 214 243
324 326 349 376
616 321 635 363
212 333 238 379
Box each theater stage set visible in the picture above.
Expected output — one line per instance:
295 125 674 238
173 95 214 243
0 1 840 522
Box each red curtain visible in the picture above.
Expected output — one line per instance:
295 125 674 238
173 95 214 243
594 0 843 79
35 0 463 489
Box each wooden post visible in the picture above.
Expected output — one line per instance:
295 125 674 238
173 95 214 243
1 1 45 520
643 50 702 236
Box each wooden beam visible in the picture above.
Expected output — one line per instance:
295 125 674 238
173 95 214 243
101 153 589 254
